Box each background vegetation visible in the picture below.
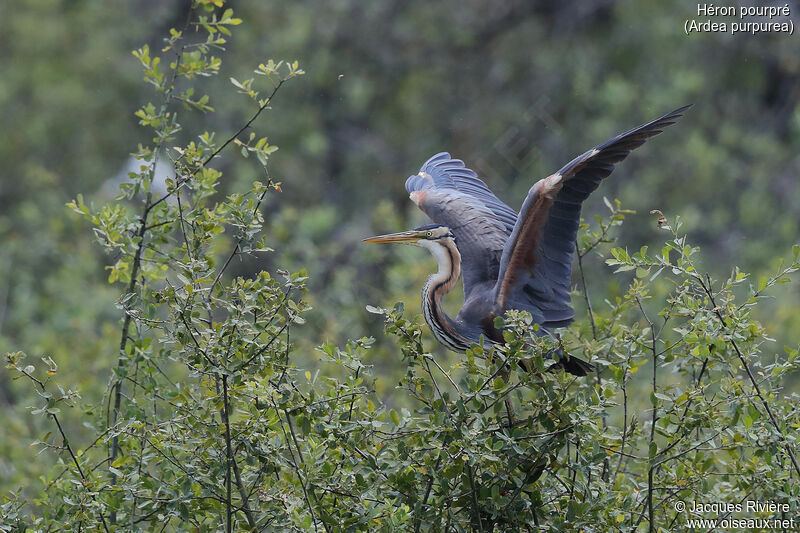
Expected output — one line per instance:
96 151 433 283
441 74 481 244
1 0 799 530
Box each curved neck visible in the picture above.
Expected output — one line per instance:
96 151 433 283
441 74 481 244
418 239 471 352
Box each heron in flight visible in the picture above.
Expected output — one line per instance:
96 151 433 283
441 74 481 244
364 106 689 375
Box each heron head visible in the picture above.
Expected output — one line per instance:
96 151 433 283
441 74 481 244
362 224 455 246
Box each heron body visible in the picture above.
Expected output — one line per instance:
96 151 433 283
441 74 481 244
365 106 690 376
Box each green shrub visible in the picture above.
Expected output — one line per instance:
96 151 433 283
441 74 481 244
4 2 799 531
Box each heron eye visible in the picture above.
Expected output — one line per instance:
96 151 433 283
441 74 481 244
426 231 433 237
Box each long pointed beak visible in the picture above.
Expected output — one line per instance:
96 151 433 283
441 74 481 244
362 230 420 244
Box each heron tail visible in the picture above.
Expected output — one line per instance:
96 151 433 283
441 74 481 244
518 349 594 376
554 354 594 377
544 347 594 376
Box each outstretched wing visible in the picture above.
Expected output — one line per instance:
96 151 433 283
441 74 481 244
406 153 518 298
493 105 691 326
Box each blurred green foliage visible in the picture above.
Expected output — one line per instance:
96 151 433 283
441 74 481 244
1 0 799 529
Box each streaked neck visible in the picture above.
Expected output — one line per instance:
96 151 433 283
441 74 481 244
418 239 470 352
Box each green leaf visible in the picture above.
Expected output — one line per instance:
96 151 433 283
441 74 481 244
653 392 671 402
649 267 665 281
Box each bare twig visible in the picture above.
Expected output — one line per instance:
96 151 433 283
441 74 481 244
149 80 288 212
702 281 800 477
634 296 658 533
18 367 110 532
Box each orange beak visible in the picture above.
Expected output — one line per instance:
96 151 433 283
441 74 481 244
362 230 421 244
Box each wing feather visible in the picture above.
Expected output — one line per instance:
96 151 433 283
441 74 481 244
406 153 518 297
493 105 691 325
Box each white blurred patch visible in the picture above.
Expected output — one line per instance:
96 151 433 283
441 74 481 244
101 154 177 204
